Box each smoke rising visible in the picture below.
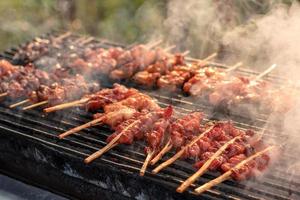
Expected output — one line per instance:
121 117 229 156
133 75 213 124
148 0 300 193
222 1 300 78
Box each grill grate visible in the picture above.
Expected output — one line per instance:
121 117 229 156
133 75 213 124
0 31 299 200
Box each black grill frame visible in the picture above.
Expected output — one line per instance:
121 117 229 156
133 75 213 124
0 31 299 200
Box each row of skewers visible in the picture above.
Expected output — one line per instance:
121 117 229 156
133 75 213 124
0 56 278 194
1 37 293 115
0 35 282 195
0 39 175 110
45 83 277 195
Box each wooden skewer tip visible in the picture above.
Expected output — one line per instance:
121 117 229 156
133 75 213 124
176 135 242 193
194 145 275 194
150 141 173 165
44 98 89 113
0 92 8 98
84 119 141 164
9 99 30 108
203 52 218 61
152 125 215 174
58 116 105 139
147 39 163 49
22 100 48 111
140 151 155 176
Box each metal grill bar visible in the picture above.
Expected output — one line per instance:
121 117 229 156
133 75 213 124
0 106 298 200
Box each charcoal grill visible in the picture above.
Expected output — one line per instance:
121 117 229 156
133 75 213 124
0 31 299 200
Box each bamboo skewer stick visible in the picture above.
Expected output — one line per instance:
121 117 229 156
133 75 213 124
254 64 277 82
203 52 218 61
58 115 105 139
182 50 190 56
84 118 142 164
80 37 94 45
53 32 72 42
22 100 48 110
9 99 30 108
176 135 242 193
75 36 87 44
0 92 8 98
225 62 243 72
140 150 155 176
164 45 176 52
44 94 114 113
150 139 173 165
146 39 163 49
44 98 89 113
152 125 215 174
194 145 275 194
84 143 118 164
185 52 218 63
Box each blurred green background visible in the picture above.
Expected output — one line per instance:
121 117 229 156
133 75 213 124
0 0 296 57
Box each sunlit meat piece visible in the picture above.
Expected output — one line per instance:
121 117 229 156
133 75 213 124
84 83 139 111
0 60 17 77
109 45 168 80
133 54 185 88
183 67 226 96
104 93 160 113
157 64 198 92
133 71 161 88
106 107 169 144
93 107 139 130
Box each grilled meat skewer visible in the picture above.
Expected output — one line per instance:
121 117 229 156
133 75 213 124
44 83 138 113
84 106 170 164
194 145 275 194
58 91 160 139
140 106 173 176
150 112 204 165
23 74 100 110
177 135 243 193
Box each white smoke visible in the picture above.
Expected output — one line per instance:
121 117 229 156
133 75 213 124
222 2 300 78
